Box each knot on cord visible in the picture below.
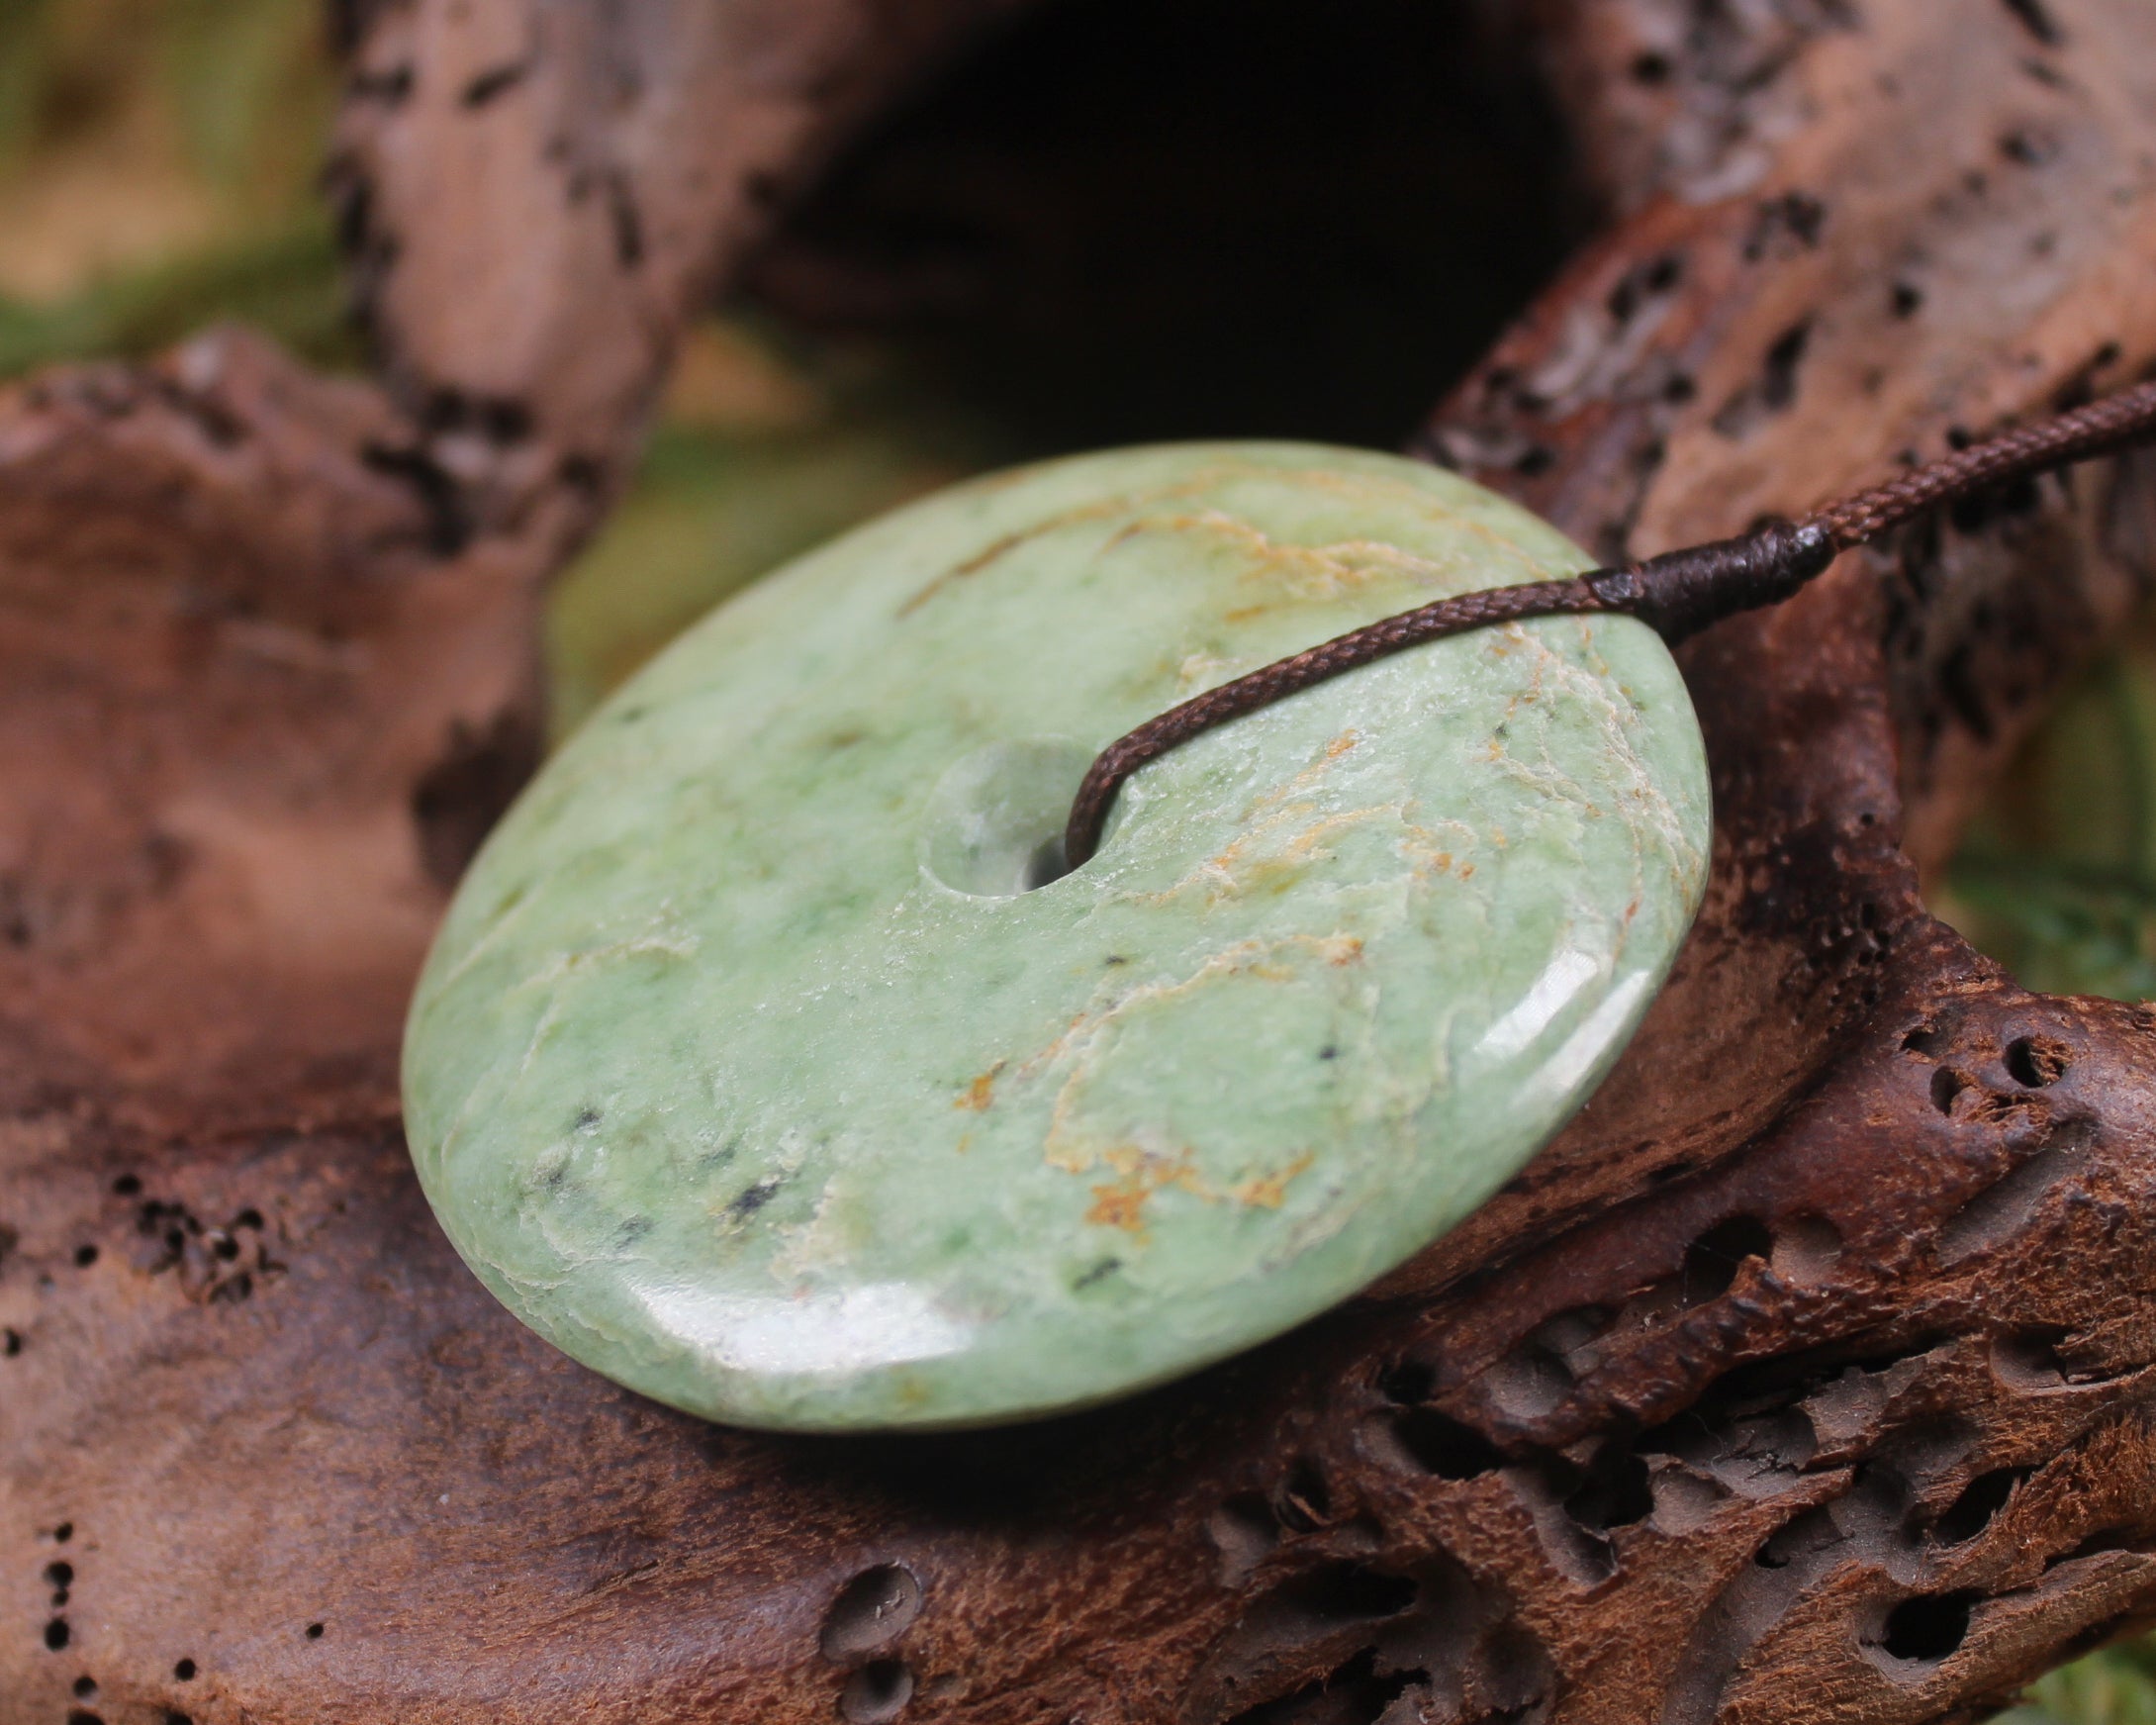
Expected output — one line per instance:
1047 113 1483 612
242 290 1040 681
1587 520 1836 644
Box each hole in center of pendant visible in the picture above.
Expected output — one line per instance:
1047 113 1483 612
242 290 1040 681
923 737 1096 897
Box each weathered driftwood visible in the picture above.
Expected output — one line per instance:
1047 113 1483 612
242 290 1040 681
6 2 2156 1722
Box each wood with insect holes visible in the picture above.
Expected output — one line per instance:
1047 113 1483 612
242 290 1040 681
7 0 2156 1722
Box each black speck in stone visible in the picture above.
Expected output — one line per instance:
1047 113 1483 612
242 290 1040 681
574 1106 602 1129
1319 1045 1340 1061
729 1178 784 1218
1104 954 1128 966
1075 1257 1122 1290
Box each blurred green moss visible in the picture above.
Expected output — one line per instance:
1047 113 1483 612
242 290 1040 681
0 0 342 372
2003 1637 2156 1725
0 213 353 374
543 322 1008 736
1934 627 2156 1003
0 0 329 202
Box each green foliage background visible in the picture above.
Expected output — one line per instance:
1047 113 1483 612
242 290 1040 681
1931 636 2156 1006
2 3 2149 1714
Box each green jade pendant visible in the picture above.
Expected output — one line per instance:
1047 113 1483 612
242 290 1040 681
402 443 1711 1431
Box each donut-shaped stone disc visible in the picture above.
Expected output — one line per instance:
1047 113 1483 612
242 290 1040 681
402 443 1710 1430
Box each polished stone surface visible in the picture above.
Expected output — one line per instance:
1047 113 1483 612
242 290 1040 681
402 443 1711 1430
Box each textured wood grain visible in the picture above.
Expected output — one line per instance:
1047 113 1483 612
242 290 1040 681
6 2 2156 1722
327 0 1028 534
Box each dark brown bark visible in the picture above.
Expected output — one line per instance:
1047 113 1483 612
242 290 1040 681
7 3 2156 1724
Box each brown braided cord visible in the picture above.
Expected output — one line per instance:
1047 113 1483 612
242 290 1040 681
1807 376 2156 547
1059 577 1609 867
1061 377 2156 869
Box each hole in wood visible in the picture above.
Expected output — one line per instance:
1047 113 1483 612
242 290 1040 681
1934 1467 2031 1544
1209 1493 1280 1586
821 1564 923 1663
1638 1358 1820 1475
1768 1214 1842 1282
1993 1330 2068 1389
1219 1648 1422 1725
1376 1357 1435 1405
1904 1022 1945 1056
1937 1117 2095 1265
1930 1067 1972 1113
2054 1526 2147 1567
1389 1407 1505 1481
1680 1216 1773 1302
1276 1459 1332 1533
1488 1307 1600 1417
2004 1034 2071 1087
841 1660 915 1724
1565 1450 1653 1532
1877 1590 1978 1664
1272 1562 1418 1627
